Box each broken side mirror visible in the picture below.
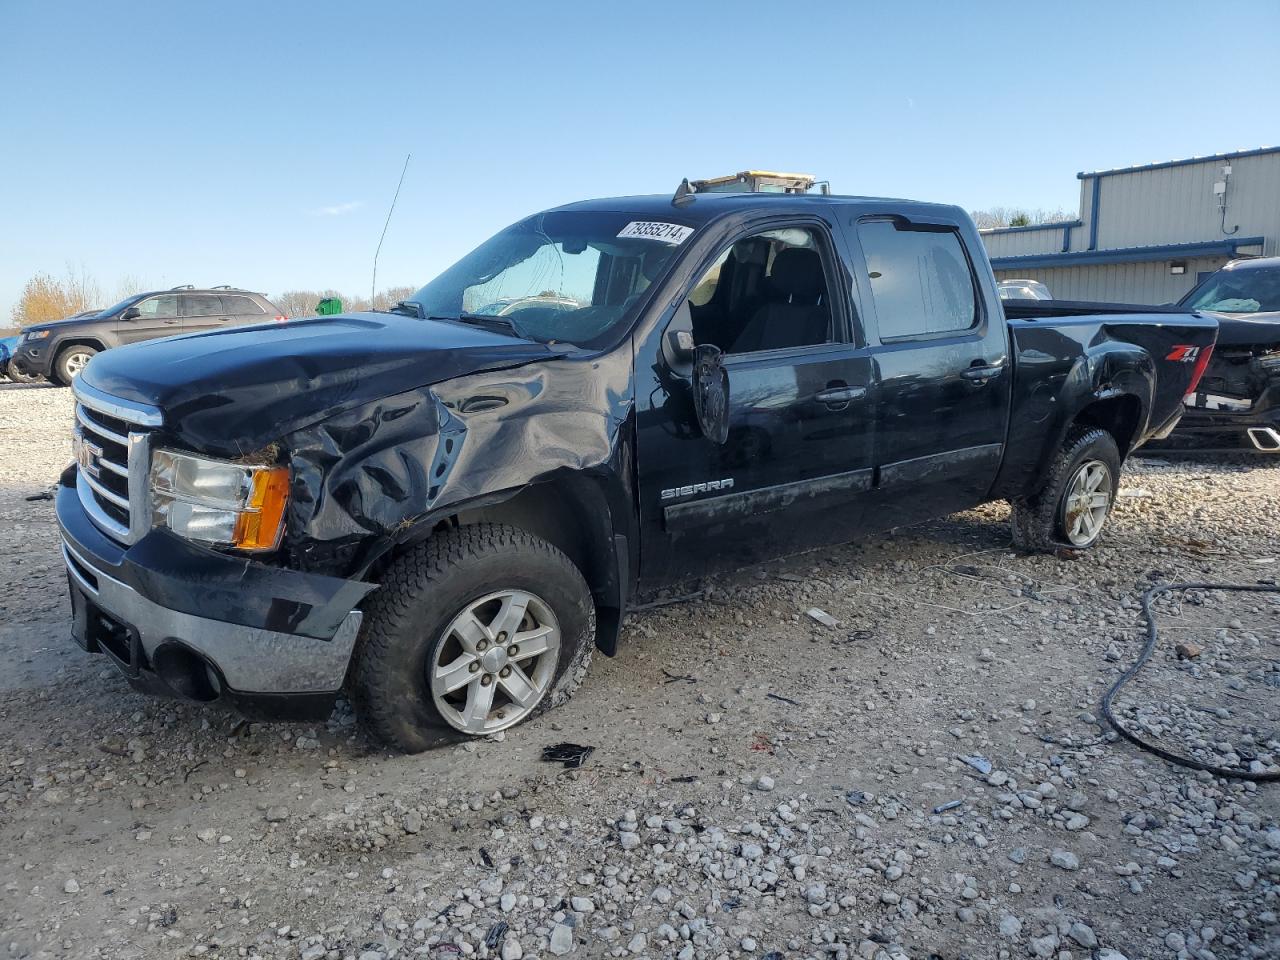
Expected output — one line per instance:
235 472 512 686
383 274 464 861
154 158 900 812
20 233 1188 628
666 328 695 361
692 343 729 444
660 301 697 376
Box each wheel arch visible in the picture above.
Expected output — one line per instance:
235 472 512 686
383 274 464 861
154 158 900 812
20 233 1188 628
54 337 106 356
363 471 633 656
1070 391 1145 458
52 338 105 370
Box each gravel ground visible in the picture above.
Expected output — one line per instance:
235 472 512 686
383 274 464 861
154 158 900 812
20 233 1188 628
2 380 1279 960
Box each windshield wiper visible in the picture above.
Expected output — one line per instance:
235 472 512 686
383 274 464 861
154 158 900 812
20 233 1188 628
428 312 528 338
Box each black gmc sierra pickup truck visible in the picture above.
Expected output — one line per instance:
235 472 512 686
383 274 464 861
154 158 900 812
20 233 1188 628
56 191 1217 751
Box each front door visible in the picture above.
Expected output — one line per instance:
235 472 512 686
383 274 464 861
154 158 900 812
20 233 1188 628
635 220 877 587
119 293 180 344
847 215 1011 523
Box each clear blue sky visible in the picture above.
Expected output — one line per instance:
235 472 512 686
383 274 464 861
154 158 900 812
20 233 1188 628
2 0 1277 321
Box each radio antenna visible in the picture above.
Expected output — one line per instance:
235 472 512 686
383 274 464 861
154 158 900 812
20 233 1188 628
371 152 411 306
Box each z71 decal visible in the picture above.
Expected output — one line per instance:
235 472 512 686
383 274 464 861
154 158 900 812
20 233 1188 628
661 478 734 501
1166 345 1202 362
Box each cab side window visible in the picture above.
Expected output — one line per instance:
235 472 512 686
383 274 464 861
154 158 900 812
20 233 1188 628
687 226 835 355
135 295 178 318
857 220 978 339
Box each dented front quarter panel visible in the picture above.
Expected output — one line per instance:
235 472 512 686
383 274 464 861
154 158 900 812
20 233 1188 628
283 349 637 578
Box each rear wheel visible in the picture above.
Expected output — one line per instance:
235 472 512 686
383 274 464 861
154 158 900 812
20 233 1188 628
351 524 595 752
54 345 98 385
1010 426 1121 551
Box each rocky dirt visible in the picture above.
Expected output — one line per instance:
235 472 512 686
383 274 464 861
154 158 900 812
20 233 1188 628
1 380 1278 960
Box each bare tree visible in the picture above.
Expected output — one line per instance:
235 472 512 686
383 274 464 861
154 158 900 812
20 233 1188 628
115 274 148 299
971 206 1075 230
273 290 324 318
274 287 413 317
371 285 415 311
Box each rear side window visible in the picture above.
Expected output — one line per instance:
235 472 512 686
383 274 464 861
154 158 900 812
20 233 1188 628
222 295 265 315
183 294 224 316
857 220 978 339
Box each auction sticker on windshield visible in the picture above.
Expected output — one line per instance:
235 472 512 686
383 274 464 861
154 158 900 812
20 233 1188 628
617 221 694 244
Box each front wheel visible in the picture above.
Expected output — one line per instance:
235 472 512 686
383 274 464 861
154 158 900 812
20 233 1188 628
351 524 595 752
54 345 98 385
1010 426 1121 551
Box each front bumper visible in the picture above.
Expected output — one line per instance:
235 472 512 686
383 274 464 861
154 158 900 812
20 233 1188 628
12 340 54 377
56 473 374 719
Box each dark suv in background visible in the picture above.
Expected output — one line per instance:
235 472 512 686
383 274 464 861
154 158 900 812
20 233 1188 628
12 286 284 385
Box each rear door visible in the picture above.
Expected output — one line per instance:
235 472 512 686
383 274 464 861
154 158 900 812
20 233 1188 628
846 215 1011 521
181 293 230 334
119 293 180 344
636 217 878 585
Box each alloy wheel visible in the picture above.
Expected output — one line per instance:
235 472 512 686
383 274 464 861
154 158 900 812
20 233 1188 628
64 351 93 377
428 589 561 734
1062 459 1112 546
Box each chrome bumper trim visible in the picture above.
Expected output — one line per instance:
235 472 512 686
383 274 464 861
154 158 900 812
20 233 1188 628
72 378 164 427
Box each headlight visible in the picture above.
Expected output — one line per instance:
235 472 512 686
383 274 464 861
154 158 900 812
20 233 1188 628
150 449 290 551
24 329 51 341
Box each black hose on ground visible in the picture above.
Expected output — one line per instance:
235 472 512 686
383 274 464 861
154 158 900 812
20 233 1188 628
1101 581 1280 782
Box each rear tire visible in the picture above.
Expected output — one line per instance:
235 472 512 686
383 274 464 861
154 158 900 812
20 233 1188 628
1010 426 1121 552
351 524 595 752
6 360 43 384
54 345 98 385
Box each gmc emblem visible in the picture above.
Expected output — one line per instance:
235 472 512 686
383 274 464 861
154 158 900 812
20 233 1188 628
74 432 103 479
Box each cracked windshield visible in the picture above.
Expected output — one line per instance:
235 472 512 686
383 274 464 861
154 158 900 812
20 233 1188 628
409 211 692 347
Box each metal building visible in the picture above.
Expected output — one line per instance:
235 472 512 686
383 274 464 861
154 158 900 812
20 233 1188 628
981 146 1279 304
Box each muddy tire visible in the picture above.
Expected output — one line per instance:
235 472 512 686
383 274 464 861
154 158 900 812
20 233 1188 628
351 523 595 753
53 345 98 385
1010 426 1121 552
5 360 43 384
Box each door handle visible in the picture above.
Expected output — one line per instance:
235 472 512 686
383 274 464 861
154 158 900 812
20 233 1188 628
815 385 867 405
961 364 1005 381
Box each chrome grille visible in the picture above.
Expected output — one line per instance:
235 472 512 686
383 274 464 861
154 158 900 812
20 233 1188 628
72 380 163 544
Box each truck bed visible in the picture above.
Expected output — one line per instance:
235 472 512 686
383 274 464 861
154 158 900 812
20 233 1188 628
993 303 1218 499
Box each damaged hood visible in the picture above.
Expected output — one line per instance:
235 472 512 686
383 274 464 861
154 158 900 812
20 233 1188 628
81 312 561 454
1202 310 1280 349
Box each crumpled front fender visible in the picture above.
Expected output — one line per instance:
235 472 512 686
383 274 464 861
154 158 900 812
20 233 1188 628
282 352 635 580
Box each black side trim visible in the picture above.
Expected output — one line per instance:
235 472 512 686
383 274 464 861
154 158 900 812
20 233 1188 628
664 467 873 532
878 443 1003 487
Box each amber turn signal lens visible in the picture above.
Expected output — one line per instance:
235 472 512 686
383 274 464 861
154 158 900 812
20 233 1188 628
232 466 290 551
